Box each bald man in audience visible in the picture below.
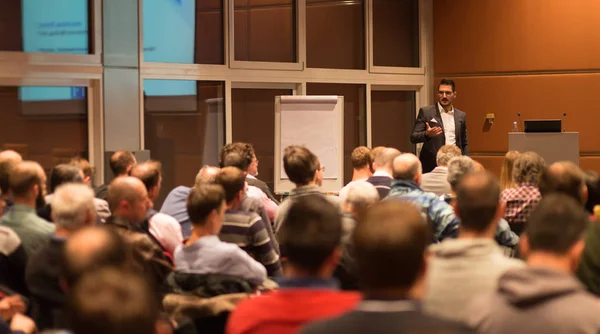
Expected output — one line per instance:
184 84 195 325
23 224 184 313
386 153 459 241
26 184 98 330
366 147 401 199
0 150 22 216
105 176 172 291
95 150 137 200
130 160 183 255
0 161 54 256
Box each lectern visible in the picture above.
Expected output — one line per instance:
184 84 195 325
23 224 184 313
508 132 579 165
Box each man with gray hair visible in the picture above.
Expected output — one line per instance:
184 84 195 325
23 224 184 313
25 183 97 330
337 181 380 289
421 145 462 196
500 151 546 235
366 147 401 198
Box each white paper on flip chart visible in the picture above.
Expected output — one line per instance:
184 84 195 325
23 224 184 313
280 101 339 180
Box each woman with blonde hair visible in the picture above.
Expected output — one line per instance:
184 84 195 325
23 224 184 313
500 151 520 190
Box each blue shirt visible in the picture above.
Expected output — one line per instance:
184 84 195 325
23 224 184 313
160 186 192 238
174 235 267 286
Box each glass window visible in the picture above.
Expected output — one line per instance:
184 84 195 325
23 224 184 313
0 0 92 54
306 0 365 69
373 0 419 67
233 0 296 63
0 85 89 174
371 90 416 152
307 83 366 184
232 88 293 191
143 0 224 64
144 80 225 207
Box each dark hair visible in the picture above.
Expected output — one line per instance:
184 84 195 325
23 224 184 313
215 167 246 203
62 226 130 286
130 160 162 192
222 152 249 171
438 78 456 92
351 146 372 169
0 159 20 194
538 162 585 204
219 143 255 170
187 184 225 225
455 171 500 233
277 195 341 274
69 157 93 179
49 164 83 193
9 161 43 198
584 171 600 214
109 151 136 176
353 201 429 289
67 268 158 334
525 194 588 254
283 146 319 186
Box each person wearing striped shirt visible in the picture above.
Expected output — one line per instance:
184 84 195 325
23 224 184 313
215 167 282 277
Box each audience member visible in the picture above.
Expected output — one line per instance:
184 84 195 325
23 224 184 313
130 160 183 255
424 172 524 322
26 183 96 330
0 150 22 216
175 184 266 285
69 157 111 223
538 161 587 204
339 146 373 202
421 145 462 196
337 181 379 290
275 146 340 233
467 194 600 333
300 201 467 334
220 142 279 204
386 153 459 241
444 157 519 248
500 151 545 235
366 147 401 198
66 268 161 334
584 170 600 215
0 161 54 256
161 165 219 238
228 195 360 334
0 227 28 296
36 164 83 222
61 226 130 287
221 151 278 229
0 295 36 334
499 150 520 191
215 167 281 277
105 176 172 290
95 150 137 200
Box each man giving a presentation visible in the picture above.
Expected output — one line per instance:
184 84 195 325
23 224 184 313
411 79 469 173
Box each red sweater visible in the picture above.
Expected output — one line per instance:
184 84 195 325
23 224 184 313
226 289 361 334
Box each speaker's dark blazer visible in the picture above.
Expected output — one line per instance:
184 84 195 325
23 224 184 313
410 104 469 173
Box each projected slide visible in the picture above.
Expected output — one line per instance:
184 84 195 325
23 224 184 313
20 0 89 102
143 0 197 96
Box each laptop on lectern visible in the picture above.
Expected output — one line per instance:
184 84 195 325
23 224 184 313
524 119 562 133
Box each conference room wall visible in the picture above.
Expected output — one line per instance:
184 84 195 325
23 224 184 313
433 0 600 174
0 87 88 174
0 1 21 51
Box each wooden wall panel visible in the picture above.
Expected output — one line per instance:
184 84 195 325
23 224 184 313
433 74 600 154
434 0 600 74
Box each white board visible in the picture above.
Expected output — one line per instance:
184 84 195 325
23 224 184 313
274 95 344 194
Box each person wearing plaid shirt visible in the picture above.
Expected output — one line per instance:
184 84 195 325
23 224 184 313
500 152 546 236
